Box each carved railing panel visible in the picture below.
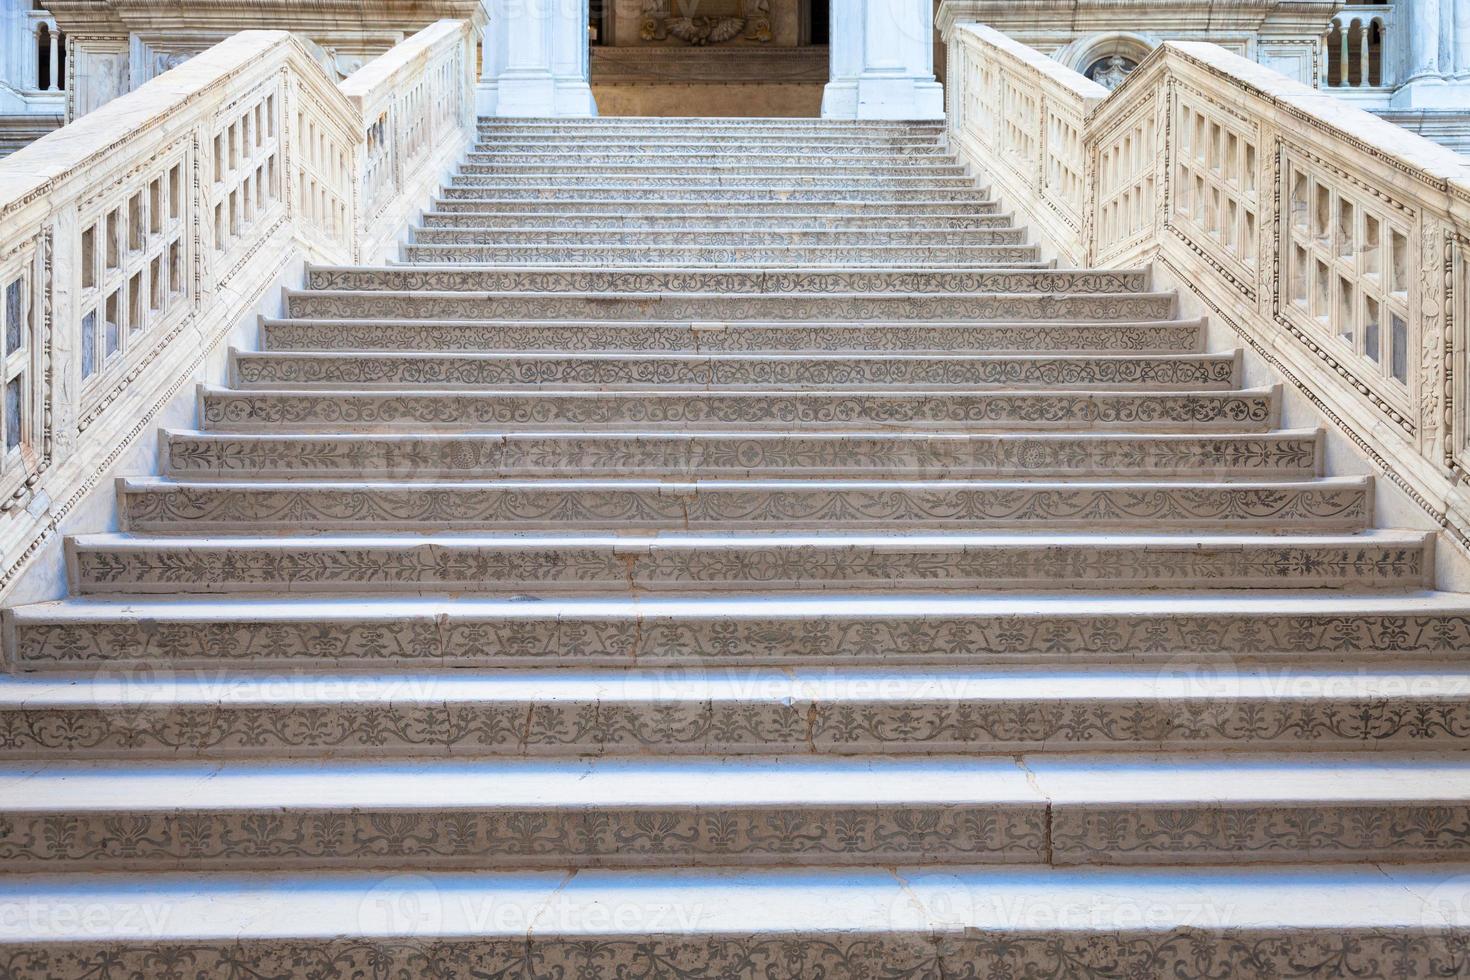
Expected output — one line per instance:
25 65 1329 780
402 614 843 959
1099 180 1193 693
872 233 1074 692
946 24 1470 560
0 20 475 600
947 25 1105 267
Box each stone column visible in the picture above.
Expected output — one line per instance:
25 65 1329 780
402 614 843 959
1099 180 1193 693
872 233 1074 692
1392 0 1470 104
822 0 943 119
478 0 597 116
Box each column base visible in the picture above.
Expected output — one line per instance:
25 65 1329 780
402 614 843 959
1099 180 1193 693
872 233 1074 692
478 73 598 117
1390 76 1470 110
822 74 943 120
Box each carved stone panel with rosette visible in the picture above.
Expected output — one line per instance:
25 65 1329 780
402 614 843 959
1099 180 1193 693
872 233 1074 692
640 0 772 43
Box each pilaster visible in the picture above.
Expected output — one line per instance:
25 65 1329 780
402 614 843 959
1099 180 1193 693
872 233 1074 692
478 0 597 116
1391 0 1470 106
822 0 943 119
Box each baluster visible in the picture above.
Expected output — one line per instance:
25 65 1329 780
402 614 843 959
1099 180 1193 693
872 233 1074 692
1357 19 1370 86
48 27 60 92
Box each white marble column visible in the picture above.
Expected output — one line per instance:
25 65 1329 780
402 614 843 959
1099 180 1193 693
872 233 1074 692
1392 0 1470 104
822 0 943 119
478 0 597 117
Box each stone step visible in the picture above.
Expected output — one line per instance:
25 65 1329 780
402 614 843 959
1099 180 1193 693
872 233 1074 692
9 591 1465 671
432 198 1003 215
456 162 972 178
66 528 1430 595
300 266 1146 296
410 225 1028 245
419 210 1017 229
283 290 1177 324
197 385 1278 434
2 863 1466 974
448 173 980 190
9 864 1470 976
116 476 1369 535
438 185 993 202
473 130 940 143
2 661 1462 760
470 137 950 151
3 754 1468 869
465 147 959 163
160 428 1321 481
230 350 1238 391
476 117 946 132
399 242 1044 267
260 317 1204 354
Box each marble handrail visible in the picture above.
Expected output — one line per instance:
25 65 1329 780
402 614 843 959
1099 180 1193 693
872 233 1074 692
946 21 1470 568
0 22 476 602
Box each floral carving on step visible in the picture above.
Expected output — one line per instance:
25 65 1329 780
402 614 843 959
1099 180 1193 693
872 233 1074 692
12 610 1470 669
119 481 1368 533
0 931 1466 979
161 431 1320 480
0 804 1045 870
199 390 1275 432
72 538 1426 593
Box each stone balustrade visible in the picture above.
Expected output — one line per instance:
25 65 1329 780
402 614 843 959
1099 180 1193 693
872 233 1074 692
24 10 63 94
946 22 1470 567
0 19 475 601
1323 5 1391 90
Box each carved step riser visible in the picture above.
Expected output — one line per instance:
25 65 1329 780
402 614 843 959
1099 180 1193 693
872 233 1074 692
456 164 972 178
399 244 1044 266
448 175 981 190
299 267 1151 296
0 689 1448 761
259 319 1203 354
469 133 949 145
9 605 1457 672
161 431 1321 481
4 930 1463 979
284 294 1176 324
410 227 1027 245
476 121 946 132
419 213 1016 230
118 481 1367 535
432 199 1002 215
230 353 1239 391
0 799 1462 870
438 186 991 202
197 388 1277 435
465 149 960 162
70 536 1426 595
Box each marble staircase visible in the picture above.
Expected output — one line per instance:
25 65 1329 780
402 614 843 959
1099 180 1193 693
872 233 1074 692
3 116 1470 976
